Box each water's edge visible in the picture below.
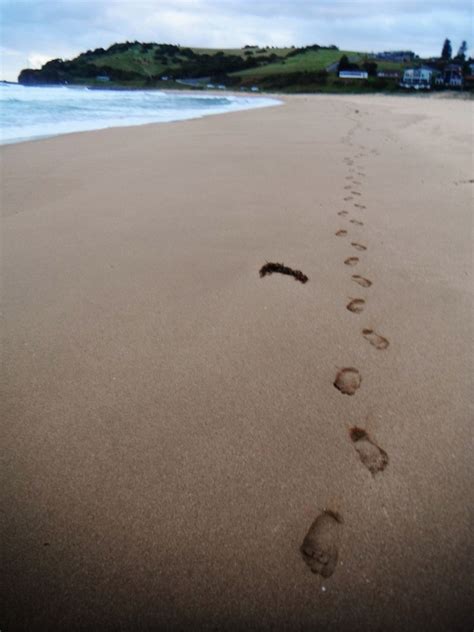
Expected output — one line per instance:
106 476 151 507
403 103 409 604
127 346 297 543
0 85 282 146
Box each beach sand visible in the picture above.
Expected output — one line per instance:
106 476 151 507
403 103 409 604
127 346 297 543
1 94 473 631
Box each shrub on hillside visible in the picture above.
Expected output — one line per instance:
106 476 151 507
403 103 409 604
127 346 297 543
242 70 328 90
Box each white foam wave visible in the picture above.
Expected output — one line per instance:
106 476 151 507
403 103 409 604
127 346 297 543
0 84 281 144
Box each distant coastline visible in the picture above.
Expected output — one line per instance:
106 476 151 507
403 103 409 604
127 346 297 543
15 41 474 95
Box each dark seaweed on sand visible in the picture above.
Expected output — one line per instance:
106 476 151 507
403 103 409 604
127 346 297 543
350 427 368 442
259 262 309 284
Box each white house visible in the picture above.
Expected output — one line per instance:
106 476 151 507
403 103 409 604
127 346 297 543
400 67 436 89
338 70 368 80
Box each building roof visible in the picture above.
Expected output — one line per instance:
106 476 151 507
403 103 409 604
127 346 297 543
339 70 368 76
404 66 437 73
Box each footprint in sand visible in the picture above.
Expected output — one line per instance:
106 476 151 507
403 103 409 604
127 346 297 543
362 328 389 350
344 256 359 266
300 510 343 578
353 180 362 186
338 210 349 217
352 275 372 288
351 242 367 252
351 191 362 196
344 196 354 202
346 298 365 313
357 172 365 177
334 368 361 395
344 185 352 190
354 203 366 209
350 427 389 475
350 219 363 226
335 229 348 237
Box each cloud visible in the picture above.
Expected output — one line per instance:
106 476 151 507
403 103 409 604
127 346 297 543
0 0 472 81
27 53 52 69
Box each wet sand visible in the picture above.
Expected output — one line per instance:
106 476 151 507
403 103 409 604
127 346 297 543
1 94 473 631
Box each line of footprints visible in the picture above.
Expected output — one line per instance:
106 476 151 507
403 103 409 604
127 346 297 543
301 116 390 581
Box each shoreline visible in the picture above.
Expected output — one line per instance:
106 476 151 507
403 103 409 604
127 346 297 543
2 93 472 631
0 86 282 146
2 85 471 147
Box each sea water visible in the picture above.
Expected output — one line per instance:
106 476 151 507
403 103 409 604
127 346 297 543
0 84 281 145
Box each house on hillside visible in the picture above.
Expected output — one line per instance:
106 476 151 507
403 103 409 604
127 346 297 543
443 64 463 87
400 66 437 89
338 70 368 79
376 51 415 62
96 75 110 82
464 63 474 89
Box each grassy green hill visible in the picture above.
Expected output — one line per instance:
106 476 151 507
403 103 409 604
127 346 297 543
17 41 422 93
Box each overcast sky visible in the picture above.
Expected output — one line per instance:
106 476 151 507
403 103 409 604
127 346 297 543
1 0 472 81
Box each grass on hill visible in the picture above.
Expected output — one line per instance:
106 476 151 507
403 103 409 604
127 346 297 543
233 48 360 78
86 44 292 79
191 46 293 58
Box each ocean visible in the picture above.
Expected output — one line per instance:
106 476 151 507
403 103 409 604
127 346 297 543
0 84 281 145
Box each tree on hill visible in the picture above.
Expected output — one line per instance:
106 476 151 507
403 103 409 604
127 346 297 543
455 40 468 61
338 54 350 71
337 54 359 72
362 61 377 77
441 38 452 60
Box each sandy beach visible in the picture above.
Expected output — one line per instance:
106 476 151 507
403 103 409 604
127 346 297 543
1 93 473 631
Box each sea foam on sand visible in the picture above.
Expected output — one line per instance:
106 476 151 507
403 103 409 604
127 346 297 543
0 83 281 144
